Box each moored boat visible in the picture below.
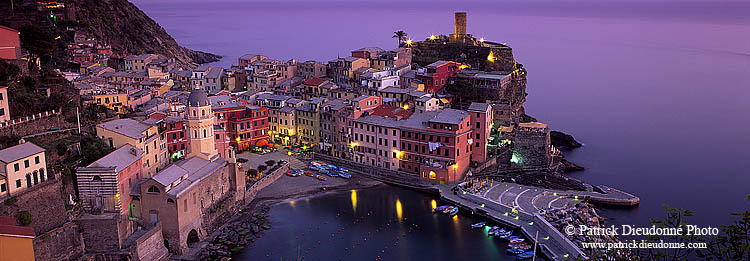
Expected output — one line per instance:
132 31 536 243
471 222 486 228
516 251 534 260
506 248 525 255
434 205 449 212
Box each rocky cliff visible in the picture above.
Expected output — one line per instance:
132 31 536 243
73 0 220 65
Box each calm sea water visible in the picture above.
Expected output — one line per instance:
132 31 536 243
133 0 750 229
234 186 513 260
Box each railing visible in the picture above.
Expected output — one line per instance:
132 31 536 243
0 109 60 129
313 153 439 188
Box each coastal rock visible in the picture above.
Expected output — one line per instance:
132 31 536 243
520 114 538 123
73 0 221 65
562 159 585 172
551 131 582 149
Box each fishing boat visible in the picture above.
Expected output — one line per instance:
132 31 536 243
471 222 486 228
516 251 534 260
488 226 500 235
315 175 327 181
447 207 459 216
441 206 457 214
338 172 351 179
498 231 512 239
509 237 525 243
506 248 526 255
434 205 449 212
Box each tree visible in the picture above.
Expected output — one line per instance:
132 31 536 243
19 26 57 59
80 135 114 165
0 59 20 84
17 211 32 226
697 195 750 260
393 31 408 47
257 165 267 174
56 143 68 156
264 160 276 167
444 79 478 106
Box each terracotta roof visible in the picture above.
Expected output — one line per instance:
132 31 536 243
0 25 19 33
304 78 327 86
370 105 413 119
0 216 34 238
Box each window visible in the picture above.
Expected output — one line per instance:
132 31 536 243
167 198 175 204
148 186 160 193
184 200 188 212
24 160 29 168
0 184 5 192
0 109 4 116
15 179 21 188
13 163 19 172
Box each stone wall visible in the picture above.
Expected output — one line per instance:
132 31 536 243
32 221 85 261
243 163 289 201
0 179 69 235
79 213 124 251
0 113 74 138
130 223 169 261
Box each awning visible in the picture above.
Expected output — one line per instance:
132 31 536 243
255 139 269 147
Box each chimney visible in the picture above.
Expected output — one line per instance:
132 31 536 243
455 12 467 36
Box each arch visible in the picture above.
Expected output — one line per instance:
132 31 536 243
187 229 200 247
147 186 160 193
201 109 206 117
92 175 102 181
167 198 175 204
192 110 197 117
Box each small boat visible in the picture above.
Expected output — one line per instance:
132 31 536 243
315 175 327 181
338 172 351 179
310 161 325 166
441 206 457 214
471 222 486 228
516 251 534 260
498 232 512 239
447 207 459 216
507 248 525 255
510 237 525 243
434 205 449 212
488 226 500 235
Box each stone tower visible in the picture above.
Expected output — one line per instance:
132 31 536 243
186 87 218 160
454 12 467 36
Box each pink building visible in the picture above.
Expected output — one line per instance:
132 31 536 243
0 26 21 60
398 109 472 183
417 61 462 93
468 103 493 164
75 144 144 216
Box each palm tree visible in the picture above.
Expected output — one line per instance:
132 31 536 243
393 31 408 47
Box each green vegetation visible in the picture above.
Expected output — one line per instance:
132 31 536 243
80 135 114 166
444 79 478 106
0 59 20 84
393 30 408 47
18 26 58 59
4 196 18 206
264 160 276 167
17 210 32 226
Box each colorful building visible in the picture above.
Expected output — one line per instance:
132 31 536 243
0 142 50 199
0 26 21 60
0 216 35 260
210 95 269 151
75 145 143 215
417 60 462 93
467 103 493 164
0 86 9 122
96 118 168 177
93 93 129 114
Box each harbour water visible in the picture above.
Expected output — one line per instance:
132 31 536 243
133 0 750 236
233 186 517 260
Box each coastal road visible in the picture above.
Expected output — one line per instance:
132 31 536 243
478 182 637 214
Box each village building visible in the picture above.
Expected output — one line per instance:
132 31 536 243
0 142 50 199
0 216 35 260
467 102 493 164
76 145 143 215
0 25 21 60
0 86 9 122
296 60 326 79
416 60 462 93
96 118 169 177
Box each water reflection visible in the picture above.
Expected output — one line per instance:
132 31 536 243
396 199 403 221
430 199 437 210
289 200 295 207
350 190 357 212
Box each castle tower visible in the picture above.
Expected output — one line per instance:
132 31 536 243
186 87 218 160
454 12 467 36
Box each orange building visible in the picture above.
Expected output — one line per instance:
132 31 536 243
0 216 35 260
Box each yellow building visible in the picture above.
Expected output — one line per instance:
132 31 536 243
0 142 49 199
96 119 168 178
269 106 296 145
93 93 128 114
0 216 35 261
0 86 9 123
295 99 324 145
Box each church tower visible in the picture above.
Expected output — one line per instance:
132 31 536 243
186 87 218 160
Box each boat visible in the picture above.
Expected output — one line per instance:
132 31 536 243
315 175 327 181
498 232 512 239
338 172 351 179
471 222 486 228
320 169 338 177
310 161 325 166
506 248 525 255
447 207 459 216
516 251 534 260
302 170 314 177
308 165 320 171
434 205 449 212
488 226 500 235
509 237 525 243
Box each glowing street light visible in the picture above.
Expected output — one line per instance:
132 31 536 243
479 37 485 42
429 35 436 40
405 39 413 46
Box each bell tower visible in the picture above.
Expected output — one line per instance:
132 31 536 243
186 87 218 160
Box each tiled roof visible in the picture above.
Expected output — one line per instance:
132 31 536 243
467 102 491 112
0 142 45 163
84 144 142 172
304 78 327 86
97 119 152 139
